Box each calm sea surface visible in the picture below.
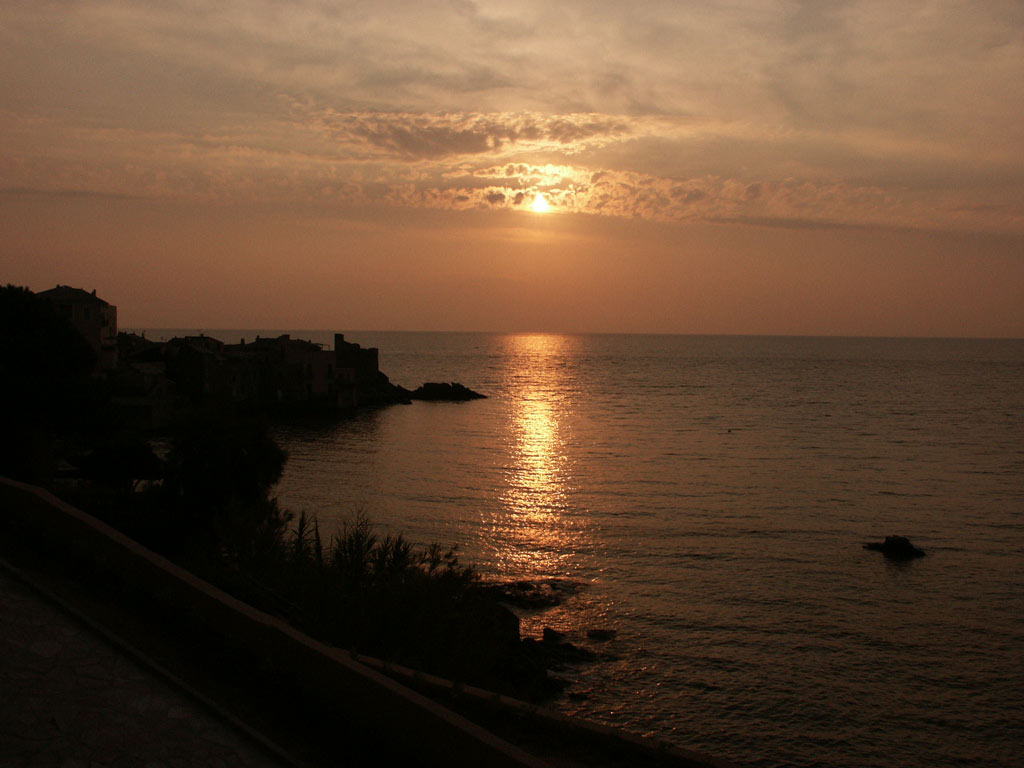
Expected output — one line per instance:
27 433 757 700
142 331 1024 768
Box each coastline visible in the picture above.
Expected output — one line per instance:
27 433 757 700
0 476 735 768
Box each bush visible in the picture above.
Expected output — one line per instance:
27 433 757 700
259 511 523 692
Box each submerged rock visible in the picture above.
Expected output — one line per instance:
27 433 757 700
863 535 926 560
542 626 566 643
409 382 486 401
477 578 584 609
522 635 598 669
586 628 617 642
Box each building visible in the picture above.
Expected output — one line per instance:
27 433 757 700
227 334 343 405
37 285 118 371
117 329 396 412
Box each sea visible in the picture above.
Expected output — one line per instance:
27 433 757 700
137 331 1024 768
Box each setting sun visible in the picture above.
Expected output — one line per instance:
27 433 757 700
531 193 551 213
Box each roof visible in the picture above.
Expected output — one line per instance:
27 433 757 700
37 285 111 306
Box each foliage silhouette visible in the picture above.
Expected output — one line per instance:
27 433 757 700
0 284 100 483
267 511 526 693
144 405 291 570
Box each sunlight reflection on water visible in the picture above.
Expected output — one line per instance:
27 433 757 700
489 334 591 577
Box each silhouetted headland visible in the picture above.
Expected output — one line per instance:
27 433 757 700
118 330 482 421
1 283 587 705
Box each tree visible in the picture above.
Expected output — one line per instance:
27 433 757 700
155 405 290 569
0 284 98 482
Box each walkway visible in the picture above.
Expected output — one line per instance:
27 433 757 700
0 565 289 767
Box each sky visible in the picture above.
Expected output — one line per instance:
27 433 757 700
2 0 1023 336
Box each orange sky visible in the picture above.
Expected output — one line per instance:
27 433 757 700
2 1 1022 336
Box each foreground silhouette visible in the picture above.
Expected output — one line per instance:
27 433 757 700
1 284 566 702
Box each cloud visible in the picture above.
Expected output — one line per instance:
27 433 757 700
3 2 1022 235
4 104 1019 234
305 110 631 159
470 163 589 188
0 186 141 201
348 163 1005 234
707 216 867 232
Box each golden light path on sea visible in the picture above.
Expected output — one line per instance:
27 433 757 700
491 333 589 577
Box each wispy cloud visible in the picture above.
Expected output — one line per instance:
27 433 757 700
0 187 142 201
305 110 631 159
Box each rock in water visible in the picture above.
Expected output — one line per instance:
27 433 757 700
542 626 566 643
863 535 926 560
409 382 486 401
477 578 583 608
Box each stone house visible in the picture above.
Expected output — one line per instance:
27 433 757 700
37 285 118 371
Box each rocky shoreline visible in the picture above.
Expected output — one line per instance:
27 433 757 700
476 577 617 701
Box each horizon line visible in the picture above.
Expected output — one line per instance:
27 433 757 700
122 327 1024 342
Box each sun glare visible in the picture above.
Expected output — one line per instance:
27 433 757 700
531 193 551 213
